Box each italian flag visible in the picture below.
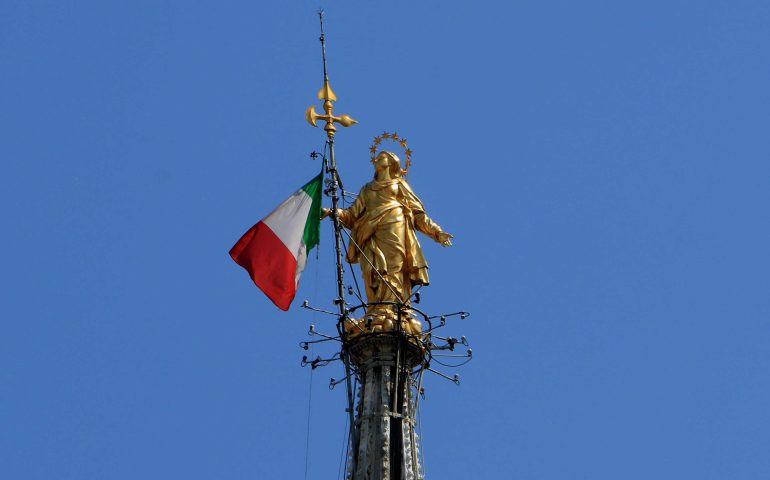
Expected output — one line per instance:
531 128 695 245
229 172 323 310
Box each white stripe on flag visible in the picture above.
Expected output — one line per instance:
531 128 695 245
262 189 313 260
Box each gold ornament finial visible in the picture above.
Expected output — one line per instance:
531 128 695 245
305 12 357 140
370 132 413 176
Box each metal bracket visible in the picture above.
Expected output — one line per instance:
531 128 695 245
426 367 461 385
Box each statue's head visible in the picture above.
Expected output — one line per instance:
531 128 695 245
373 151 402 179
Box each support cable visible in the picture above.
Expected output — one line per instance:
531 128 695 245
336 399 350 480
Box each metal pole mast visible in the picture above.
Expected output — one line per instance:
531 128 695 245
305 9 359 473
317 12 347 323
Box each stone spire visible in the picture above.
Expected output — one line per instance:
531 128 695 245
348 335 424 480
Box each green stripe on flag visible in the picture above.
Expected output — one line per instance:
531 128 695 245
301 171 323 252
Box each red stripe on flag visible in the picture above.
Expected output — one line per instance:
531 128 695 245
229 221 298 311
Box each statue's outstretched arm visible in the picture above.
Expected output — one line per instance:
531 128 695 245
413 212 453 247
322 188 365 229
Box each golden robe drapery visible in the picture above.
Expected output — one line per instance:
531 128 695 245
336 178 444 315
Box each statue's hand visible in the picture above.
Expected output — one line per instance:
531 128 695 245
436 231 453 247
321 208 331 220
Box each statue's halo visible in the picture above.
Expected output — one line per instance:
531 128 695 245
369 131 413 176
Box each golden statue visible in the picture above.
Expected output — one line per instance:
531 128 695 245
322 150 453 336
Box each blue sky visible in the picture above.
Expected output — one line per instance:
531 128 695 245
2 1 769 479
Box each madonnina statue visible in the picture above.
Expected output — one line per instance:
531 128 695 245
322 150 452 335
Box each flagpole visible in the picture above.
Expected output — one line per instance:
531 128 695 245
306 9 359 471
316 10 348 323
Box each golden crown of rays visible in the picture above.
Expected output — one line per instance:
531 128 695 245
370 131 413 176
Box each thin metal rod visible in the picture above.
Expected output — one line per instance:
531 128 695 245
431 352 472 358
426 367 461 385
301 301 339 317
409 285 423 302
328 138 359 475
427 311 469 320
315 13 361 473
316 14 358 467
318 10 329 82
329 372 354 390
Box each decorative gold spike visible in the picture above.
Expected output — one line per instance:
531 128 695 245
306 78 356 140
337 115 358 127
317 80 337 102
